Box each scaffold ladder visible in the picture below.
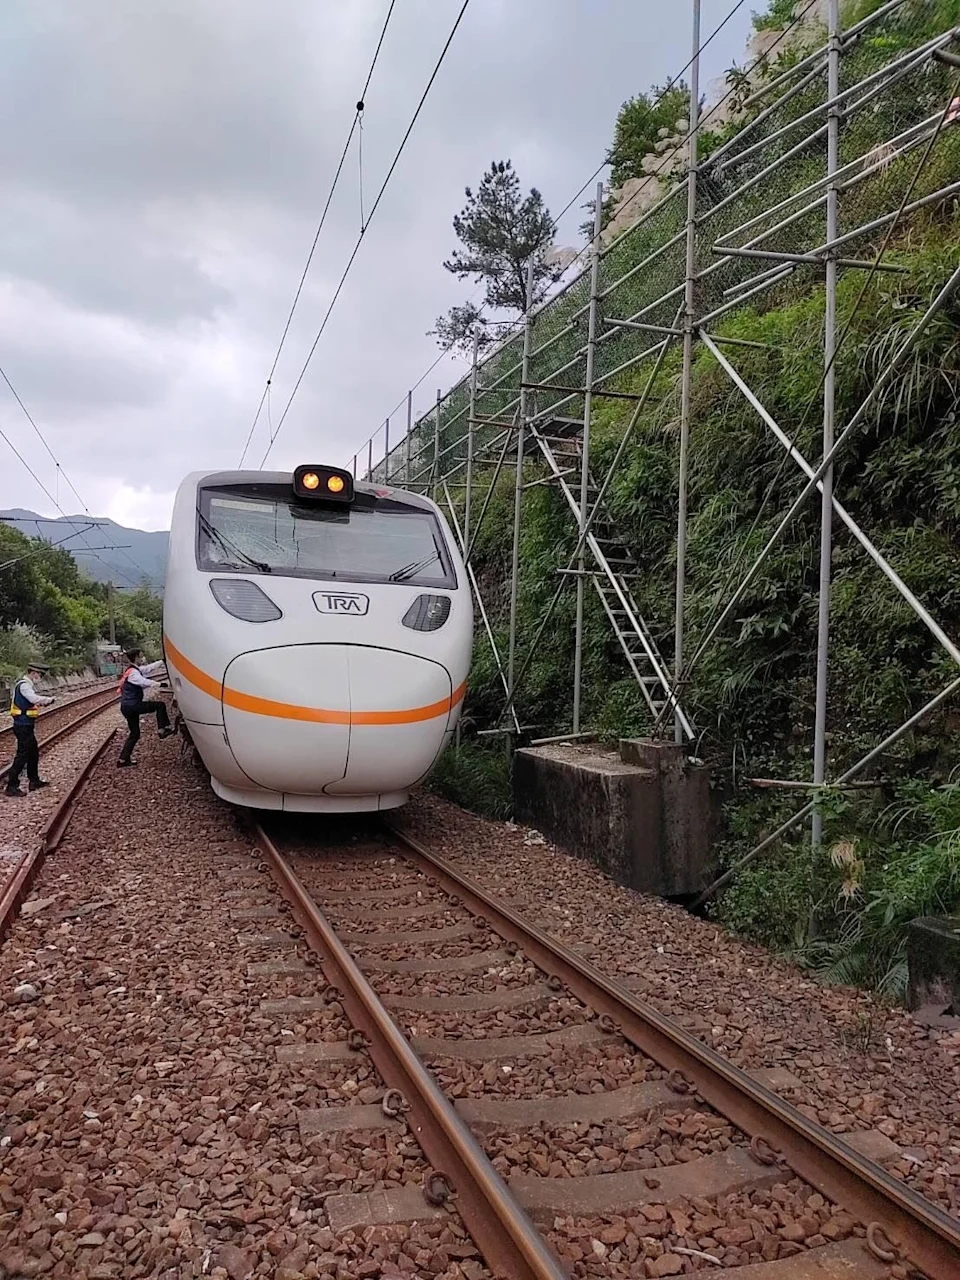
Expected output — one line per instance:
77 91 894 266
530 423 695 740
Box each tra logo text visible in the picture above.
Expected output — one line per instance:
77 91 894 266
313 591 370 616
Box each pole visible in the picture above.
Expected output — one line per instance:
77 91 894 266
812 0 841 849
107 581 116 646
405 391 413 488
685 261 960 680
508 261 535 708
352 454 357 479
367 437 373 482
433 390 441 500
674 0 700 744
465 324 480 558
384 418 390 485
573 182 605 734
696 676 960 907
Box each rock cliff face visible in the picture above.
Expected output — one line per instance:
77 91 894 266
597 0 831 246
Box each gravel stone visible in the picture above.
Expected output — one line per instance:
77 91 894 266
399 793 960 1218
0 741 491 1279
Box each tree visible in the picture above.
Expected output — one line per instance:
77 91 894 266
0 525 40 630
607 82 690 189
579 82 691 239
430 160 559 354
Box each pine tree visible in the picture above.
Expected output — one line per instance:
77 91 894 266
430 160 558 355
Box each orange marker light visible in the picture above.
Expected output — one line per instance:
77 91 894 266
294 463 353 503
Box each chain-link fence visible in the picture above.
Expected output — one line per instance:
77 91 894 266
357 0 960 755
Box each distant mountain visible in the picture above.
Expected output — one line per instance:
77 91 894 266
0 509 168 590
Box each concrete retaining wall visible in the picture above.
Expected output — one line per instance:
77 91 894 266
512 739 713 897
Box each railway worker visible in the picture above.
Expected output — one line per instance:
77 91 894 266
117 648 174 768
5 662 56 798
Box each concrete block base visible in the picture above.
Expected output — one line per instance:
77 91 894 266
512 739 712 896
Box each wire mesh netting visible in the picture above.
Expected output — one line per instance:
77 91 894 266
365 0 960 734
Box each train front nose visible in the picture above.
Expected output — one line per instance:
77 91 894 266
221 644 455 797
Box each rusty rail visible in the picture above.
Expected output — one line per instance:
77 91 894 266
0 693 117 783
388 822 960 1280
0 683 116 740
254 823 568 1280
0 726 116 944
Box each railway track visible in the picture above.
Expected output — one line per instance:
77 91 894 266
0 723 116 943
245 819 960 1280
0 685 117 784
0 681 115 742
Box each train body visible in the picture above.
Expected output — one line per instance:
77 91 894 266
162 465 472 812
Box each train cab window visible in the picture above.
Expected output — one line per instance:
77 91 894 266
197 484 457 589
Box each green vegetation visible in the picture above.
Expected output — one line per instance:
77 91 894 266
422 0 960 999
430 739 513 821
607 83 691 189
0 522 162 681
752 0 802 34
430 159 558 355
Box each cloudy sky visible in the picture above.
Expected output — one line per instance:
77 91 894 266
0 0 753 532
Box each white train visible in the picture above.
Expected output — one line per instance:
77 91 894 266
162 464 472 811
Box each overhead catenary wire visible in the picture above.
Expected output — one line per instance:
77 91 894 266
552 0 751 230
0 365 143 588
237 0 399 468
0 524 97 572
260 0 472 468
360 0 781 469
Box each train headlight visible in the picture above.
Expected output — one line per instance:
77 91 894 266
209 578 283 622
401 594 450 632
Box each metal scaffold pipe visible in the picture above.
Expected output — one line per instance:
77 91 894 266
465 323 479 555
404 390 412 487
509 261 535 707
812 0 842 849
573 182 604 734
674 0 700 745
433 389 441 500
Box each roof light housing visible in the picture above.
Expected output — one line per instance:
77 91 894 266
293 464 354 504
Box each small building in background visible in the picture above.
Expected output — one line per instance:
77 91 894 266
94 640 124 677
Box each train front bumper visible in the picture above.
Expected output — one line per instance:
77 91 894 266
220 643 461 797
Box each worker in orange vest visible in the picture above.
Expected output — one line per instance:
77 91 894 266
117 649 174 767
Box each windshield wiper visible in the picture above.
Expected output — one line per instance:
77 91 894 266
197 509 272 573
388 551 441 582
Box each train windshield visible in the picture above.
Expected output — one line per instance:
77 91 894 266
196 484 457 589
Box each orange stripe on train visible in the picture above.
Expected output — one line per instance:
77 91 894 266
162 637 466 726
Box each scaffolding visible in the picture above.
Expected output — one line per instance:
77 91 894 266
351 0 960 862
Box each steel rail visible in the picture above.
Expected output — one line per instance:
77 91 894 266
388 823 960 1280
253 825 568 1280
0 684 116 739
0 693 118 783
0 725 116 944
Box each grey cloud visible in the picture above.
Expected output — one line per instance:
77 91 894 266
1 193 232 324
0 0 754 526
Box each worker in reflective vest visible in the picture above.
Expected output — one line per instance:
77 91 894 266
5 663 56 797
117 648 174 767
